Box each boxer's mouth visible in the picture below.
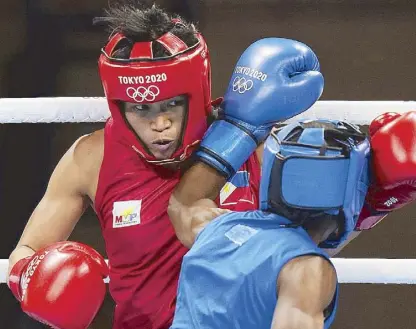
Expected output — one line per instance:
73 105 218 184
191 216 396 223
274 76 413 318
152 139 175 152
152 138 174 145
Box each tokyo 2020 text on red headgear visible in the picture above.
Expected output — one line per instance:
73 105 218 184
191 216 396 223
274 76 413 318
98 21 211 164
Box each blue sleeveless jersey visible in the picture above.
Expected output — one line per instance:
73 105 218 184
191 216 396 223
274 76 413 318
170 211 338 329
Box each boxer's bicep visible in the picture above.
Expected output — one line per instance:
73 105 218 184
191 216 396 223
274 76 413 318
16 136 92 252
174 162 226 205
271 255 337 329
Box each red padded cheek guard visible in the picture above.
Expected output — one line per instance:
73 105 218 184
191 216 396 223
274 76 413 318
98 32 211 164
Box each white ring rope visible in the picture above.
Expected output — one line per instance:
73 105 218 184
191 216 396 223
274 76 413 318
0 97 415 124
1 99 415 285
1 258 416 284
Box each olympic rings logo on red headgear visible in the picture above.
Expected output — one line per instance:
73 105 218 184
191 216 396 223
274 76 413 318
126 86 160 102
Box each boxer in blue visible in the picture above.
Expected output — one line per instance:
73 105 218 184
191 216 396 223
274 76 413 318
170 119 371 329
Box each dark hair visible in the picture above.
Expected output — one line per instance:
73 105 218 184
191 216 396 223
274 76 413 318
282 120 365 148
94 1 199 59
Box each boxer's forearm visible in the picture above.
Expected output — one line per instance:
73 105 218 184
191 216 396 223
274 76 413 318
168 162 227 247
169 162 230 247
177 162 226 205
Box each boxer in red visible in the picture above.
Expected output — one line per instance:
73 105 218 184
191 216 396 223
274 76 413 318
6 2 323 329
6 5 250 329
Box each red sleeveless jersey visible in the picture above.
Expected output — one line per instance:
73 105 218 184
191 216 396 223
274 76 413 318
94 119 261 329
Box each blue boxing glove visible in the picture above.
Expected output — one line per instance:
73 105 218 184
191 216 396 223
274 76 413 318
196 38 324 179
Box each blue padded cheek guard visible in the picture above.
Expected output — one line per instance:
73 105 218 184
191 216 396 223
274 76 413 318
260 123 348 213
260 142 349 221
280 156 349 209
259 129 371 248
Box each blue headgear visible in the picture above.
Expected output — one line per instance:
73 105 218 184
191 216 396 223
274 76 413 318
259 119 370 248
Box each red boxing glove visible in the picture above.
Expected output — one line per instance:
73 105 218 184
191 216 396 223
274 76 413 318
8 241 109 329
355 111 416 230
368 112 401 136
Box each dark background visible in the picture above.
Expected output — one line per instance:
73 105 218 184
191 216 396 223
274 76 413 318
0 0 415 328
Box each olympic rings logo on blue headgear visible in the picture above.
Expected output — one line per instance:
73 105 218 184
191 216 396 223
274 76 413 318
232 76 253 94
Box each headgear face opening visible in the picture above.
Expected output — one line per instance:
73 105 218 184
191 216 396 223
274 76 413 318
98 24 211 164
259 119 371 247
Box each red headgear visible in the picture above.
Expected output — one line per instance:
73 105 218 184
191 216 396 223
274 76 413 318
98 24 211 164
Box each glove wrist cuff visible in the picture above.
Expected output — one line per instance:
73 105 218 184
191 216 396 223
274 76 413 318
197 120 258 179
354 202 388 230
8 256 31 301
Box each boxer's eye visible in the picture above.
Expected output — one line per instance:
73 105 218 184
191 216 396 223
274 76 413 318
166 98 185 108
134 104 150 112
